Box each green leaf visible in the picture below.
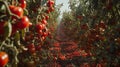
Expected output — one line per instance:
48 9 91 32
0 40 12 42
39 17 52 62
14 31 20 41
41 0 47 6
4 21 12 38
21 29 26 40
24 9 29 15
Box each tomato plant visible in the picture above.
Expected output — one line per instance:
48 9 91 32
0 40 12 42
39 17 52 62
0 0 58 66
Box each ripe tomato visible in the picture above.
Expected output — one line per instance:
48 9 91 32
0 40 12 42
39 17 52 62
45 15 49 20
49 7 54 12
36 24 44 30
19 0 26 9
41 19 47 25
46 9 50 14
42 32 48 37
16 16 30 29
47 0 54 7
0 52 9 67
27 44 36 54
9 5 23 18
48 31 51 35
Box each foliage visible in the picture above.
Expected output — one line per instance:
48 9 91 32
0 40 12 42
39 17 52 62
60 0 120 66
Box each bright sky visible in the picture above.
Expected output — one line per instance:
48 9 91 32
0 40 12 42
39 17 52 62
56 0 70 18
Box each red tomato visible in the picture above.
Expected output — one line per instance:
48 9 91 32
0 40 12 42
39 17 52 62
9 5 23 18
45 15 49 20
0 52 9 67
49 7 54 12
42 32 48 37
16 16 30 29
47 0 54 7
36 24 44 30
19 0 26 9
27 44 36 54
46 9 50 14
41 19 47 25
48 31 51 35
37 30 43 35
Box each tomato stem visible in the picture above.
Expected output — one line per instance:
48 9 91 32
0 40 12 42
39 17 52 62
0 39 6 50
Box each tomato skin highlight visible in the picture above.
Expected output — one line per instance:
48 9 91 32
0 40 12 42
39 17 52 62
0 52 9 67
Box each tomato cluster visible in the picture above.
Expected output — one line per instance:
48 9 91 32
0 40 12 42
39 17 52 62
46 0 54 14
9 4 31 33
20 0 55 57
0 0 55 66
0 1 30 36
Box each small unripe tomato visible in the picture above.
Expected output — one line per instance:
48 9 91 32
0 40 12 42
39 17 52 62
0 52 9 67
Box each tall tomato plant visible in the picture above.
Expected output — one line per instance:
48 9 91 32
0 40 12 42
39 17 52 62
0 0 56 67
